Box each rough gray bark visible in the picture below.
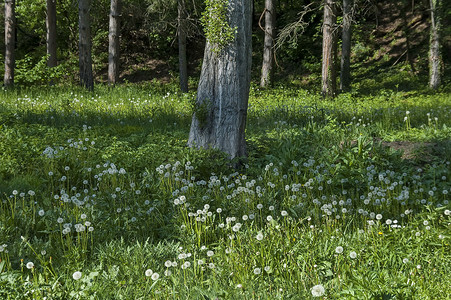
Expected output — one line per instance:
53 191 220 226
178 0 188 93
108 0 120 85
46 0 57 68
78 0 94 90
4 0 15 87
260 0 276 88
321 0 337 98
429 0 442 89
340 0 351 92
188 0 252 160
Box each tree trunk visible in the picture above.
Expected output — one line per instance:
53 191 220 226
188 0 252 160
46 0 57 69
340 0 351 92
321 0 337 98
429 0 442 89
401 1 416 73
78 0 94 90
108 0 120 86
178 0 188 93
4 0 15 87
260 0 276 88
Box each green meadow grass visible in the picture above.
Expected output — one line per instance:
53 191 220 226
0 83 450 299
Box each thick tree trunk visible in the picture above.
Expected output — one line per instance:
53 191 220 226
4 0 15 87
78 0 94 90
46 0 57 68
429 0 442 89
188 0 252 160
108 0 120 85
340 0 351 92
260 0 276 88
321 0 337 98
178 0 189 93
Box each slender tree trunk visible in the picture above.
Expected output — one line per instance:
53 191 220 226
178 0 189 93
78 0 94 90
401 1 416 73
260 0 276 87
429 0 442 89
340 0 351 92
108 0 120 85
321 0 337 98
46 0 57 68
188 0 252 160
4 0 15 87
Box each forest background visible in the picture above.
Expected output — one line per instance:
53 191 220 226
1 0 450 90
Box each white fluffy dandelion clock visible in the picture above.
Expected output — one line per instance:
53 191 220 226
72 271 82 280
311 284 325 297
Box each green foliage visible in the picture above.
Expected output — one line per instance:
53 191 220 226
190 97 211 129
0 84 450 298
200 0 236 54
15 55 67 86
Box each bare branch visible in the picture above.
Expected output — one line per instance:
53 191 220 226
275 2 317 50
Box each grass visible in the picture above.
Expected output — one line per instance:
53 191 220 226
0 81 450 299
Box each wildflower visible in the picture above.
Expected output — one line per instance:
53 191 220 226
256 232 264 241
253 268 261 275
26 262 34 269
72 271 82 280
38 209 45 217
164 260 172 268
281 210 288 216
335 246 343 254
349 251 357 259
311 284 325 297
151 273 159 281
403 258 409 264
232 224 241 232
145 269 153 277
207 251 214 257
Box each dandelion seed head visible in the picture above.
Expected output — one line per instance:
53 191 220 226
72 271 82 280
311 284 325 297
